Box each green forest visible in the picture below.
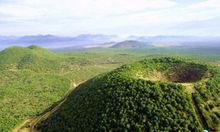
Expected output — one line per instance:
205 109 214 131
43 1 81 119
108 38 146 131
0 46 219 131
0 46 139 131
36 57 220 131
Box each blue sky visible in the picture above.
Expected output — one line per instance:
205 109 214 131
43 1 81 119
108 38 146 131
0 0 220 36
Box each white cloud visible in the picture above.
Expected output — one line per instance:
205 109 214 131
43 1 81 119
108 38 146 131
0 0 220 36
189 0 220 9
0 5 43 19
0 0 176 19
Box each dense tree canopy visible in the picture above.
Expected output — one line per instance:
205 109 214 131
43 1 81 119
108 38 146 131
0 46 219 131
37 57 220 131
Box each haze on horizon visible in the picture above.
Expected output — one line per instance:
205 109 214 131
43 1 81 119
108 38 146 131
0 0 220 37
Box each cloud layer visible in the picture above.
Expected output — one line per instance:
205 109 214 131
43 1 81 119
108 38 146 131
0 0 220 36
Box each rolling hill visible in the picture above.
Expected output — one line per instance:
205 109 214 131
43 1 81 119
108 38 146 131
0 45 57 63
0 46 219 131
0 46 141 131
36 57 220 131
0 46 70 131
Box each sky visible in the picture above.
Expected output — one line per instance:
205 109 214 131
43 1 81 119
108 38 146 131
0 0 220 36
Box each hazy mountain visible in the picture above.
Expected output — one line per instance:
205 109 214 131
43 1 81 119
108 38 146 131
0 34 120 50
111 40 148 48
0 34 220 50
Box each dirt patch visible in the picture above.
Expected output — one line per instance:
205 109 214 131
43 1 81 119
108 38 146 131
211 61 220 66
136 70 168 81
167 64 208 83
182 83 195 94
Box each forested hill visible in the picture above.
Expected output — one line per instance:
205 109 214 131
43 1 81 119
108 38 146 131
0 45 57 65
0 45 133 131
0 46 219 131
37 57 220 131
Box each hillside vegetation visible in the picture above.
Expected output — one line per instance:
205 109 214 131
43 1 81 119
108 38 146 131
0 46 141 131
0 46 220 131
37 57 220 131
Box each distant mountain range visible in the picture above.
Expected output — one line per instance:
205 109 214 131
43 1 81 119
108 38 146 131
0 34 121 50
0 34 220 50
111 40 149 48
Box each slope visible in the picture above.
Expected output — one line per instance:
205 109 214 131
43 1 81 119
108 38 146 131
0 46 137 132
37 57 219 131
